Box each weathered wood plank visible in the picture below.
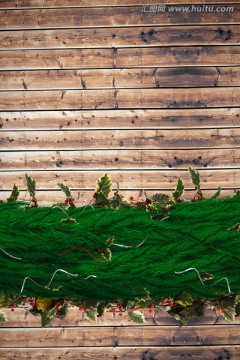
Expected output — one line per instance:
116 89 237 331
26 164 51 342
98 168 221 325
0 5 238 30
115 46 240 68
0 188 236 204
1 67 240 90
1 346 240 360
1 88 240 110
1 109 239 130
0 0 237 9
1 149 239 170
1 129 240 150
1 25 240 50
0 49 113 70
1 308 226 327
1 47 240 70
1 325 240 347
0 169 239 190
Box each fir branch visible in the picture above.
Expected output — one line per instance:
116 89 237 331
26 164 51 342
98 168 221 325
58 182 72 198
25 173 36 198
189 167 201 190
95 174 112 198
172 179 184 201
211 187 221 199
7 183 19 202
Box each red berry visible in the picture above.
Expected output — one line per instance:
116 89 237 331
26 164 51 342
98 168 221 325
120 195 124 199
168 300 173 308
92 194 96 198
114 192 117 196
197 191 201 195
130 196 134 200
149 305 153 310
136 201 142 206
191 199 196 202
79 307 83 311
97 249 102 253
177 198 183 203
56 305 61 311
110 308 115 312
69 201 73 206
72 198 75 201
149 309 153 313
11 308 14 312
216 306 221 311
65 198 68 203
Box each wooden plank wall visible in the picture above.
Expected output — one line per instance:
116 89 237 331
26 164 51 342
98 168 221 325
0 1 240 359
0 0 239 203
1 307 240 360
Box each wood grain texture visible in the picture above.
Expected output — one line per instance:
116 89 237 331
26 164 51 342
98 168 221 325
1 46 240 70
1 88 240 110
1 149 239 170
0 169 239 190
1 308 226 327
1 67 240 90
0 5 238 30
1 346 240 360
1 25 239 50
1 129 240 150
0 0 238 9
2 325 240 347
1 109 239 130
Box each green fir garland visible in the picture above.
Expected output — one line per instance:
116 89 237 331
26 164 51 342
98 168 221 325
0 169 239 326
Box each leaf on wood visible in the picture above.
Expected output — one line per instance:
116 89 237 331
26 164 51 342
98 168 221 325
0 293 9 307
97 302 109 317
85 307 98 322
168 300 205 327
36 298 53 311
25 173 36 198
58 182 72 198
0 311 7 323
174 293 194 307
152 193 170 203
172 178 184 201
41 307 57 327
7 183 19 202
211 187 221 199
128 310 146 324
95 174 112 198
189 167 200 190
222 307 235 322
56 303 69 320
